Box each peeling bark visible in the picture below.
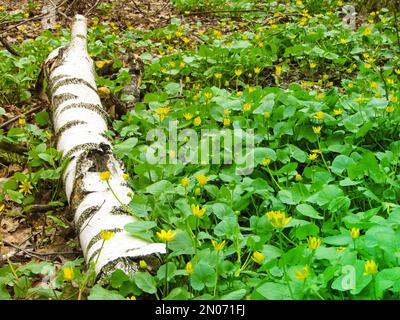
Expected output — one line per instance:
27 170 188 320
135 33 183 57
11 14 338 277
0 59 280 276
41 14 165 276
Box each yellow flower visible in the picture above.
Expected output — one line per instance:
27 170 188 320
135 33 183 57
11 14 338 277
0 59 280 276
169 61 176 68
261 158 271 166
310 62 317 69
18 180 33 195
275 65 282 77
350 228 360 239
95 60 109 69
348 83 354 89
100 230 115 241
395 69 400 75
266 210 292 228
204 92 213 100
252 251 265 264
193 116 202 126
387 78 395 85
340 38 348 44
183 113 193 120
337 247 347 253
386 106 395 113
63 267 74 281
214 73 222 79
122 173 129 181
195 187 201 195
139 260 148 269
243 103 252 112
185 76 191 83
185 261 193 274
99 171 111 181
312 126 322 134
234 69 242 77
191 204 206 218
308 153 318 161
364 63 372 69
212 240 226 251
0 6 5 11
295 265 310 281
363 260 378 276
333 108 343 116
18 115 26 125
181 178 189 188
390 96 398 103
314 111 324 120
196 174 208 186
175 31 183 37
307 237 321 250
223 118 231 126
157 229 177 242
0 203 4 212
310 149 321 154
126 296 136 300
264 111 271 119
363 26 372 36
295 174 302 181
355 97 365 103
154 107 171 121
254 67 261 75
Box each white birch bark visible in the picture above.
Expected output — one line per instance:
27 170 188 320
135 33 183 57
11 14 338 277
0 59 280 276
42 15 165 276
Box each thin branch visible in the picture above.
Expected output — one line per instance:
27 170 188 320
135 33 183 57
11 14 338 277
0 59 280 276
0 36 19 56
0 106 43 129
85 0 101 15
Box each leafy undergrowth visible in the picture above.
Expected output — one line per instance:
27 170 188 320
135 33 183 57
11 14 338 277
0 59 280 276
1 0 400 300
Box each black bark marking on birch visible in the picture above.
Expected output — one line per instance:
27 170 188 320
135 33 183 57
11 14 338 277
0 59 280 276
76 34 86 40
85 227 123 257
55 120 87 139
52 92 78 107
48 74 69 91
75 205 101 234
50 77 98 96
87 248 101 264
57 103 110 123
62 142 102 162
110 206 132 217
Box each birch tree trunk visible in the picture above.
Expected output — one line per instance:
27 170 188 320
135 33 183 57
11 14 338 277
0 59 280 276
42 15 165 276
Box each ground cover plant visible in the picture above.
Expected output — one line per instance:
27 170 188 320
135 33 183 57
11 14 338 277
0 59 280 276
0 0 400 300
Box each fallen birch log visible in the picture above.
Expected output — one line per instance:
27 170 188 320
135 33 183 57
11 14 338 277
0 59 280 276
40 14 165 276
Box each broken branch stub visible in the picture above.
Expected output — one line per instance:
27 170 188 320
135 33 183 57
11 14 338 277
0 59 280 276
42 14 165 276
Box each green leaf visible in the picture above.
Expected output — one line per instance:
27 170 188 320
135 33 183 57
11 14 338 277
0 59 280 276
164 287 191 300
254 282 291 300
190 262 216 291
296 204 323 220
134 272 157 294
145 180 173 195
88 284 125 300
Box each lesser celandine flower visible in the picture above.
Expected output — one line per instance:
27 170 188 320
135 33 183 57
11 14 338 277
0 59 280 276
100 230 115 241
212 240 226 251
386 106 395 113
266 210 292 228
312 126 322 134
275 65 282 77
63 267 74 281
122 173 129 181
252 251 265 264
19 180 33 195
193 116 202 126
363 260 378 276
350 228 360 239
139 260 148 269
181 178 189 188
243 103 252 112
183 113 193 120
314 111 324 120
295 265 310 281
308 153 318 161
214 72 222 79
261 158 271 166
18 114 26 125
354 97 365 103
254 67 261 74
157 229 177 242
191 204 206 218
196 174 208 186
310 62 317 69
223 118 231 126
185 261 193 274
307 237 321 250
99 171 111 181
295 174 302 181
333 108 343 116
234 69 242 77
0 203 4 212
154 107 171 121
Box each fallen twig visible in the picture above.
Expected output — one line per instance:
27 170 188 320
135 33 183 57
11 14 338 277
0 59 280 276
0 106 43 129
0 36 19 56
